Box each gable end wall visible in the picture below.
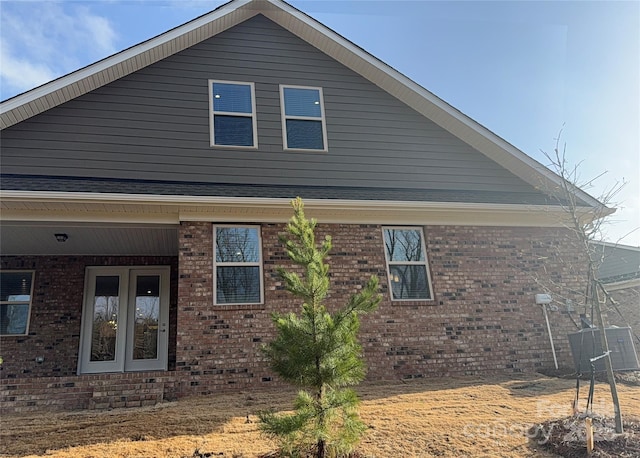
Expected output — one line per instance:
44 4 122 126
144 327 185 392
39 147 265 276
0 15 545 200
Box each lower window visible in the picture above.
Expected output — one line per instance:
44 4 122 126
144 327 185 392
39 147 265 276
383 227 433 300
214 226 263 305
0 271 34 336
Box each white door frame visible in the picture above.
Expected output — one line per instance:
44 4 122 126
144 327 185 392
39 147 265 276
78 266 170 374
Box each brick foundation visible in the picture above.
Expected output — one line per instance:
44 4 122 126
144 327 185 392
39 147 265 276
1 223 590 412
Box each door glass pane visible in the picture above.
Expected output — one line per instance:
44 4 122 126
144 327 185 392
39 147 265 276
133 275 160 360
90 276 119 362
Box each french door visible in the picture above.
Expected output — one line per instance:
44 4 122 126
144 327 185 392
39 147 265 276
78 266 170 374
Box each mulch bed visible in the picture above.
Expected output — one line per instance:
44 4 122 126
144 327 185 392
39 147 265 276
529 414 640 457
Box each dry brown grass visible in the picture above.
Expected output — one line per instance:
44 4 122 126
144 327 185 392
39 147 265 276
2 373 640 458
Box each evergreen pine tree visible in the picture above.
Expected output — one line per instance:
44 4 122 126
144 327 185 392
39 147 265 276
259 197 381 458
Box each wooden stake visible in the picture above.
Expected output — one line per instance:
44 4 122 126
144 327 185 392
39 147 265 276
585 417 594 455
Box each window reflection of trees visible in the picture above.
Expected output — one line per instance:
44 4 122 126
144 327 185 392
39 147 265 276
133 295 159 360
91 295 119 362
385 229 423 262
216 227 261 304
384 229 430 300
216 228 259 262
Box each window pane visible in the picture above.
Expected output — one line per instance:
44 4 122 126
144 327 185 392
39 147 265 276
91 276 119 362
286 119 324 150
214 116 254 146
384 229 425 262
283 87 322 117
133 276 160 360
216 227 260 262
212 83 252 113
0 272 32 302
216 266 261 304
0 303 29 334
389 265 430 300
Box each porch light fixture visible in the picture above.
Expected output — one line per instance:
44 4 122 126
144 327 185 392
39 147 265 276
54 233 68 243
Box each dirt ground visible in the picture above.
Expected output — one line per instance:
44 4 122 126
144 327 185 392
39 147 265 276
2 373 640 458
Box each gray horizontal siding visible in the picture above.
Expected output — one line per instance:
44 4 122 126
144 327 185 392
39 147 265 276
0 14 544 198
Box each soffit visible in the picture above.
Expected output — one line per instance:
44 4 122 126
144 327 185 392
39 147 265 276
0 222 178 256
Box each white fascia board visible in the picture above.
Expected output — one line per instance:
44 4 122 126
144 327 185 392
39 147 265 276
0 189 586 227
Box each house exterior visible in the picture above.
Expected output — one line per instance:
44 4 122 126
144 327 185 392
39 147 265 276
592 242 640 343
0 0 609 412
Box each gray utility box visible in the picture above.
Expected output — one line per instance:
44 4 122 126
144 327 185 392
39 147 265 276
568 327 639 373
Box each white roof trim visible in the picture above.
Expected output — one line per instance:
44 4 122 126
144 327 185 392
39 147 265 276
0 189 597 227
591 240 640 251
0 0 604 210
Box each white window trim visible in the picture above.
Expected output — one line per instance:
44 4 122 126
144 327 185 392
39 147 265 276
209 79 258 149
0 270 35 336
213 224 264 306
279 84 328 152
382 226 434 302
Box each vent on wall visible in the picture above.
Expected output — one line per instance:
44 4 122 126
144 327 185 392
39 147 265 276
568 327 640 373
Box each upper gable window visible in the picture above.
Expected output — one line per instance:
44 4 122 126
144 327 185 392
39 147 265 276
280 85 328 151
209 80 257 148
383 227 433 301
1 271 34 335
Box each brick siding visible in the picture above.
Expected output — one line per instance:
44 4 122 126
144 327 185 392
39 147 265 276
1 223 590 412
0 256 178 380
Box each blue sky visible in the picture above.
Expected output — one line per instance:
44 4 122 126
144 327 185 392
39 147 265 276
1 0 638 245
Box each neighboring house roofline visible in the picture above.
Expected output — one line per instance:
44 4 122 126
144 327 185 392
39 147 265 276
591 240 640 251
0 0 606 211
604 277 640 292
590 240 640 284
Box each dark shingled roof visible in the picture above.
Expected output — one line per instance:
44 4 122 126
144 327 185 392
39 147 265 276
0 174 560 205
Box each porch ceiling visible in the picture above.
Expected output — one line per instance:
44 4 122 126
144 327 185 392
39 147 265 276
0 222 178 256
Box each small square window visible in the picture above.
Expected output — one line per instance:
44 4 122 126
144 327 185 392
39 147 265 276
383 227 433 301
209 80 257 148
0 271 34 335
214 226 263 305
280 85 328 151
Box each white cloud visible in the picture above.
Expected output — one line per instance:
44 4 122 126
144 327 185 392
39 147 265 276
0 2 118 99
79 8 118 55
0 42 56 96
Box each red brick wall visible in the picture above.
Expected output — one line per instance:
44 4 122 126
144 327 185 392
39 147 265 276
176 222 588 397
1 223 590 411
0 256 178 380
